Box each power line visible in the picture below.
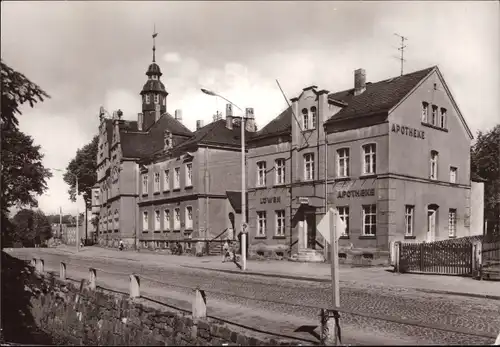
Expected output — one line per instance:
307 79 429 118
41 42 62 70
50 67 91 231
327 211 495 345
394 33 408 76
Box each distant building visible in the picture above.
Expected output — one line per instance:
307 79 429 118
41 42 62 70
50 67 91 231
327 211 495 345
247 66 481 262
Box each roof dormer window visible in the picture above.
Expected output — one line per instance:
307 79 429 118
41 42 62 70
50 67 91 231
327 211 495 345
152 75 158 80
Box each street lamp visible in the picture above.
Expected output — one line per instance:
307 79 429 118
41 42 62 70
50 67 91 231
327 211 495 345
52 168 80 252
201 88 248 271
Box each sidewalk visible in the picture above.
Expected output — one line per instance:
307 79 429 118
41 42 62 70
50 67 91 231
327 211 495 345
51 244 500 300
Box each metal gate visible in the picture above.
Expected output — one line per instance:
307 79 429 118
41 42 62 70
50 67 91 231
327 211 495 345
480 231 500 280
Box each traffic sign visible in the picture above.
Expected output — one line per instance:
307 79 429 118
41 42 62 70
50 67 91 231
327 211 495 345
317 208 346 244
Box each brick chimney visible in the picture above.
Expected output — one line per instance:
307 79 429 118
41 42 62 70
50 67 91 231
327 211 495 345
245 107 256 132
137 113 143 131
196 120 204 130
225 103 233 130
174 109 182 123
354 68 366 96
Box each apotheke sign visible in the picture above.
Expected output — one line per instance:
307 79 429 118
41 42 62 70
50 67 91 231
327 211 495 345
337 188 375 199
260 196 281 204
391 123 425 139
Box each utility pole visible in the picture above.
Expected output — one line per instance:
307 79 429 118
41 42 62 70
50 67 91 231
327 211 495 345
394 33 408 76
59 206 63 239
76 176 80 252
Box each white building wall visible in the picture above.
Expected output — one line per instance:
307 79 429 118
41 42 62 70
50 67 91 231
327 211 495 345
470 181 485 236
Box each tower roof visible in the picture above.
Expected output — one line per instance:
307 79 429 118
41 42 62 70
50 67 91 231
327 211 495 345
140 79 168 95
146 62 162 77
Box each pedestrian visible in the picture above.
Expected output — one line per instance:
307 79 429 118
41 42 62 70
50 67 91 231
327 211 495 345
119 240 124 251
222 239 229 263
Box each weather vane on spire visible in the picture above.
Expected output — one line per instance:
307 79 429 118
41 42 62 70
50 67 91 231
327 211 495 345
152 24 158 62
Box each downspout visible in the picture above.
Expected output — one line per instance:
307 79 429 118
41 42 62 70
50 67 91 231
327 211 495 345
205 147 209 240
289 138 293 255
134 163 139 250
324 124 329 261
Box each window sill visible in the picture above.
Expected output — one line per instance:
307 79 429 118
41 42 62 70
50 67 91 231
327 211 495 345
274 183 286 187
154 230 161 233
358 235 376 240
153 191 160 195
184 228 193 232
339 236 350 240
185 185 193 190
255 185 267 190
163 189 170 193
142 193 149 197
359 174 377 179
254 236 267 240
272 236 286 240
163 230 170 233
421 122 448 132
335 177 351 182
448 235 457 239
404 235 416 240
173 187 181 192
173 229 181 232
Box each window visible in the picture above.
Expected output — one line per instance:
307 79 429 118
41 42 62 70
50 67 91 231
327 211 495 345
163 210 170 231
108 211 112 231
302 108 309 130
337 206 349 236
405 205 414 236
275 210 285 236
257 161 266 187
449 167 457 184
163 170 170 191
154 210 161 231
146 94 151 104
257 211 267 236
185 206 193 229
174 168 180 189
142 174 148 194
142 211 149 231
174 208 180 230
431 105 438 126
275 159 286 185
448 209 457 237
94 190 100 206
310 106 317 129
362 205 376 236
185 163 193 187
422 102 429 123
362 144 376 175
430 151 438 180
304 153 314 181
440 108 447 128
154 172 160 192
337 148 350 177
154 94 159 104
114 210 119 231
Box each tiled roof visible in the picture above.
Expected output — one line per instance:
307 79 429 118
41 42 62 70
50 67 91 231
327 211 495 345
141 80 167 94
252 66 435 139
117 113 192 159
325 67 435 125
226 190 248 214
250 107 292 141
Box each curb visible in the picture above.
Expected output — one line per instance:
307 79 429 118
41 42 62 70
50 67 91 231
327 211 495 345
182 265 500 301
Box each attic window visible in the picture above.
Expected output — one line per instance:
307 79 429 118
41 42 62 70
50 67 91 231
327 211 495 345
433 83 437 90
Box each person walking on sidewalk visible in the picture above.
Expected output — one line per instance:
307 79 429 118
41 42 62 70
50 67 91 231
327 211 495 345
230 241 242 270
222 239 229 263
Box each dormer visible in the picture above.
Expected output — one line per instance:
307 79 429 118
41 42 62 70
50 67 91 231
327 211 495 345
164 130 173 151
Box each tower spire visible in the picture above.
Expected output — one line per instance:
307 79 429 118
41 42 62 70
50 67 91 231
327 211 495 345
152 24 158 62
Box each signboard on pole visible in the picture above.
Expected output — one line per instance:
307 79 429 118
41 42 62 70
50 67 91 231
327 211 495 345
317 208 346 244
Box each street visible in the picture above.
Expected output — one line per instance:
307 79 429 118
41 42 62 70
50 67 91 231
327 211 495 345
8 247 500 346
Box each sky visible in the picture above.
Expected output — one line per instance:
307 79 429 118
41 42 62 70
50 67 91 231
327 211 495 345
2 1 499 216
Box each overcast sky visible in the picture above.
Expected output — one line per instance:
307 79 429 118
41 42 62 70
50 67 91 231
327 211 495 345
2 1 499 216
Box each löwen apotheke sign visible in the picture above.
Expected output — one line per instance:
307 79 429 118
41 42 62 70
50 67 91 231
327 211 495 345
260 196 281 204
337 188 375 199
391 123 425 139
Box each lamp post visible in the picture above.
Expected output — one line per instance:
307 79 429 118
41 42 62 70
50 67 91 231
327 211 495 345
52 169 80 252
201 88 248 271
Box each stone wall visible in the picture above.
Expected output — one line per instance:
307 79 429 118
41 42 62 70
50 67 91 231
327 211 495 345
30 272 302 346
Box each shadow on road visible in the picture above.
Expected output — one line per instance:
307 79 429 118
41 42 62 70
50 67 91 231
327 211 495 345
1 251 59 345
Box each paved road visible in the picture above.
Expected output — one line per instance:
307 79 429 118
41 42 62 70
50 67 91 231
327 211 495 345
10 248 500 345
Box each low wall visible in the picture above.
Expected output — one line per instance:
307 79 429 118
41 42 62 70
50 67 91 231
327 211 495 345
28 268 302 346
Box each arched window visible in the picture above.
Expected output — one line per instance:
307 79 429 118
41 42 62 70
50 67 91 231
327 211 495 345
154 94 159 104
310 106 317 129
430 150 438 180
146 94 151 104
302 108 309 130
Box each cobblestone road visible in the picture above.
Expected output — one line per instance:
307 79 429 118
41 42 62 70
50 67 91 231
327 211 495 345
11 249 500 345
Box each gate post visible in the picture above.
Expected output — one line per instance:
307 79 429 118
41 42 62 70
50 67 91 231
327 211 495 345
394 242 401 273
419 242 425 271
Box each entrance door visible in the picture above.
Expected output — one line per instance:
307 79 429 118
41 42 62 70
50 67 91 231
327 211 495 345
427 208 437 242
305 213 316 249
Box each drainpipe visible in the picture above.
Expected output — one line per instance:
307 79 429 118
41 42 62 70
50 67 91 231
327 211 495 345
289 139 293 255
134 163 139 250
324 124 329 260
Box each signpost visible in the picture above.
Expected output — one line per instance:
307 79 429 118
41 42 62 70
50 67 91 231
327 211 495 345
317 208 346 346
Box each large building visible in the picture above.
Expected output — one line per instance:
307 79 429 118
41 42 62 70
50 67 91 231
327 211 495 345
247 66 483 262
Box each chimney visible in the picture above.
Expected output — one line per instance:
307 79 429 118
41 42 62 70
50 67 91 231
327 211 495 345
155 105 161 122
225 103 233 130
117 109 123 120
354 68 366 96
137 113 143 131
174 109 182 123
196 120 204 130
245 107 256 133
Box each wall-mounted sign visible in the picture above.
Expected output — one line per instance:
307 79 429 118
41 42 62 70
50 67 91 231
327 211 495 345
299 197 309 205
337 188 375 199
260 196 281 204
391 123 425 139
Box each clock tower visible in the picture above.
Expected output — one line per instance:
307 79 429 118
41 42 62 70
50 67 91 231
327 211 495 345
140 27 168 131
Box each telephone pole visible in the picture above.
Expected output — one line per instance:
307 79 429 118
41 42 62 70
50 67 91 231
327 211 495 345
394 33 408 76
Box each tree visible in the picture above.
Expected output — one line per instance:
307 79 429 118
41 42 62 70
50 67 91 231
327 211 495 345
63 136 98 209
1 60 50 128
471 124 500 234
10 209 52 247
0 61 52 248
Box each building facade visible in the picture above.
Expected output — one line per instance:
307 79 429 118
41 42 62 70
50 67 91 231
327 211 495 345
248 66 480 262
136 105 256 251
